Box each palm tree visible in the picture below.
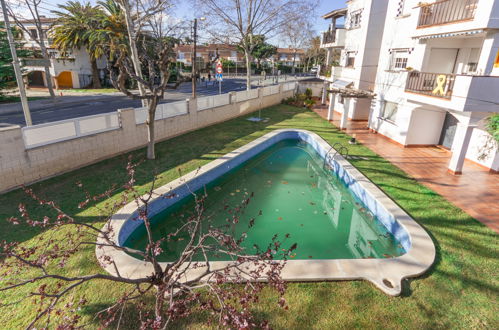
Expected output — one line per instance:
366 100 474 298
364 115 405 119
52 1 106 88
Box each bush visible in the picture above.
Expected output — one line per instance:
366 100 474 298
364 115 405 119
304 88 313 100
304 98 316 109
486 114 499 143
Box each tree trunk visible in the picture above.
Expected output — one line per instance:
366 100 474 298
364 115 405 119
244 49 252 91
120 0 147 107
146 96 158 160
38 38 56 98
292 52 296 74
90 59 102 89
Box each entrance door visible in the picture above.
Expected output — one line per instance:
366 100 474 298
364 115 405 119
28 71 44 87
426 48 459 74
438 112 458 149
57 71 73 89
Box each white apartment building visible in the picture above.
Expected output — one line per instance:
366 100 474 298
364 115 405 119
319 0 389 123
18 18 106 89
370 0 499 174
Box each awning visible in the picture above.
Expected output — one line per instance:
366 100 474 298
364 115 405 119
413 29 484 40
322 8 347 19
331 79 353 89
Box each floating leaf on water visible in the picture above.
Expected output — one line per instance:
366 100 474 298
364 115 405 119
300 224 304 227
309 201 316 205
308 255 313 259
323 211 327 215
267 180 272 184
383 254 393 258
311 183 317 188
236 189 240 193
214 186 222 191
277 217 283 221
230 193 235 196
290 255 295 258
281 181 289 185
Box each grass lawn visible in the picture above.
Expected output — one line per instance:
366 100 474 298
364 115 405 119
0 104 497 329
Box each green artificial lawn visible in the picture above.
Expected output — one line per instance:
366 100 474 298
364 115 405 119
0 104 497 329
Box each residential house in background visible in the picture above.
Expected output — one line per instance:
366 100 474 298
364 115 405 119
17 17 106 89
369 0 499 174
174 44 244 67
273 47 305 66
319 0 389 122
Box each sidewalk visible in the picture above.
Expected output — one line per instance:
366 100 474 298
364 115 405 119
312 104 499 233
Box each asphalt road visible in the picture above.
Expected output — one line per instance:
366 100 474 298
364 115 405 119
0 78 252 126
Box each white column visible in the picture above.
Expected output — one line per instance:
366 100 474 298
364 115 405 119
448 123 475 175
321 83 327 105
349 98 357 120
327 93 335 121
340 98 349 129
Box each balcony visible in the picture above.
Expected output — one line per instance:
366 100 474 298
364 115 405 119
21 58 51 67
417 0 479 28
320 28 345 48
405 72 455 99
403 71 499 112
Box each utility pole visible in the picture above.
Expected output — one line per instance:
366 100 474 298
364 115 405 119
191 18 197 99
1 0 32 126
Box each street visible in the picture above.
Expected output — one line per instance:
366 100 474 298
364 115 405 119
0 77 254 126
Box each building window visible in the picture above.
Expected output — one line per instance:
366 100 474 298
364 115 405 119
396 0 406 17
345 51 355 67
390 50 408 70
178 52 185 60
29 29 38 40
349 10 362 29
463 48 480 74
381 101 398 122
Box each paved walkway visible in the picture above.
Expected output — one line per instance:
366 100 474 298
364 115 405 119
312 104 499 233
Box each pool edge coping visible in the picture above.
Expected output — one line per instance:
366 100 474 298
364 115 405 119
96 129 436 296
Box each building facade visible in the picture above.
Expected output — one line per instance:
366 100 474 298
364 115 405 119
18 18 106 89
370 0 499 174
320 0 389 122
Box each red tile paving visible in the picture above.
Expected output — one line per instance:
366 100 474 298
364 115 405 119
312 104 499 233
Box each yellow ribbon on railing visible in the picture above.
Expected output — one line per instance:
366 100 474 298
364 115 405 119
432 75 447 96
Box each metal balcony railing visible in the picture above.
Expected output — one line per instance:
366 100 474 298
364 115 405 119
417 0 479 27
405 72 456 99
321 30 336 45
21 58 51 67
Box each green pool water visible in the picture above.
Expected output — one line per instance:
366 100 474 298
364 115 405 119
124 139 405 261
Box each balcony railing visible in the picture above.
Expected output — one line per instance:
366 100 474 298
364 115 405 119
405 72 456 99
417 0 479 27
322 30 336 45
21 58 51 67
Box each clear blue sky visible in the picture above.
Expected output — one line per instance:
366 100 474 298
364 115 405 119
17 0 346 46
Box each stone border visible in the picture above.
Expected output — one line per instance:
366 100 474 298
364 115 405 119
96 129 435 296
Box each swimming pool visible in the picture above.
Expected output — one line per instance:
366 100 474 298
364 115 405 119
97 129 435 295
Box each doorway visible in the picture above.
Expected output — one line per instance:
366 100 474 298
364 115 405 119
27 71 45 87
438 112 459 149
426 48 459 74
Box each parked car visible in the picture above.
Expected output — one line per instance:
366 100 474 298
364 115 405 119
310 66 319 74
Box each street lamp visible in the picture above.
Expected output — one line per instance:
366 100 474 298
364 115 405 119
191 17 206 99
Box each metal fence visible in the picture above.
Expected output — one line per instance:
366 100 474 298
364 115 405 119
405 72 456 99
417 0 479 27
197 94 231 111
135 100 188 124
22 112 121 149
